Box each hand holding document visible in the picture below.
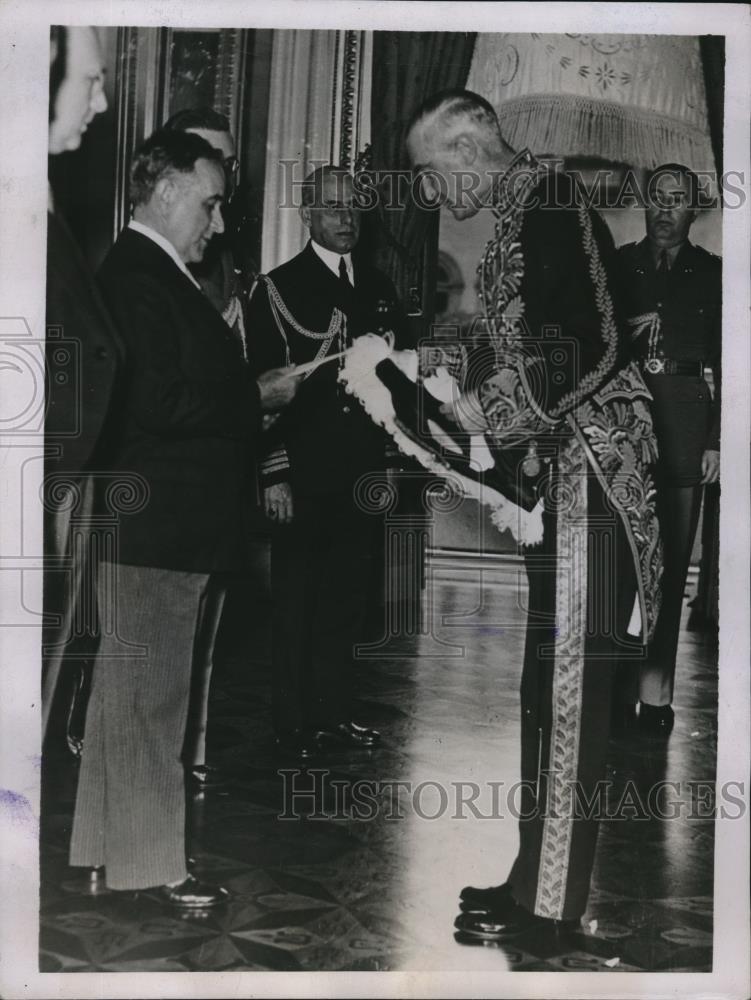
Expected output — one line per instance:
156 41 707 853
256 365 302 412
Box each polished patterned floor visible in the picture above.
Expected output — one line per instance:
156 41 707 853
40 554 718 974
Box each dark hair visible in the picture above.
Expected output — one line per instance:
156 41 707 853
49 26 67 124
162 106 231 135
407 88 499 136
129 128 224 206
301 165 353 207
646 162 701 208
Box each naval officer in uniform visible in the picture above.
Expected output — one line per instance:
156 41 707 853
247 166 408 756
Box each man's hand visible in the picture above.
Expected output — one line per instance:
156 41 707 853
257 366 301 413
701 449 720 485
264 482 293 524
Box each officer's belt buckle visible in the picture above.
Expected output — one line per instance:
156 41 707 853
644 358 665 375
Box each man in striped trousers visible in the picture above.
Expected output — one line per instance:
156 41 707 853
68 129 298 906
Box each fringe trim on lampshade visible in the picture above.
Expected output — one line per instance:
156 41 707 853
497 94 715 171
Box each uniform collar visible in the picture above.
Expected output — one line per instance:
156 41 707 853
310 239 354 285
490 149 544 218
636 236 697 269
648 239 686 270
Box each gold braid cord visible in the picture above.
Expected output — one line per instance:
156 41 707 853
256 274 344 369
221 294 248 361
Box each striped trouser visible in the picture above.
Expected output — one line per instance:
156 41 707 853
69 562 225 890
508 448 638 921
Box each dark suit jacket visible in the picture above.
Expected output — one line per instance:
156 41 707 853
46 210 125 476
247 241 407 496
616 237 721 485
97 227 261 572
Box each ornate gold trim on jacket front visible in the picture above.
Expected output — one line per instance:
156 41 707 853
477 150 558 444
569 362 663 640
472 153 662 640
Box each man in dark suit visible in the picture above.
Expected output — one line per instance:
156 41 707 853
247 166 407 756
44 25 122 740
162 106 252 786
68 129 299 907
615 163 721 735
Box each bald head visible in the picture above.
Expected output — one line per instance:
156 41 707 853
406 89 513 220
301 166 354 207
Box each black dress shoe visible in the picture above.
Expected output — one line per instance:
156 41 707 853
639 702 675 736
274 729 319 758
454 897 579 941
610 702 638 733
459 881 513 911
156 874 229 909
314 721 381 747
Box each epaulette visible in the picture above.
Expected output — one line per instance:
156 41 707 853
687 242 722 267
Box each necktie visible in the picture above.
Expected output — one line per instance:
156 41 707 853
338 255 352 288
655 248 669 304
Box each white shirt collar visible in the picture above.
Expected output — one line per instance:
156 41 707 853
310 240 354 286
128 220 202 290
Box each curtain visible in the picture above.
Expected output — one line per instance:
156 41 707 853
699 35 725 176
691 35 724 632
367 31 476 315
260 30 340 273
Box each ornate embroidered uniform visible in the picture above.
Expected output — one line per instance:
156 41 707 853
449 152 663 920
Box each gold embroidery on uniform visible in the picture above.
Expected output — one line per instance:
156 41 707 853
534 438 588 920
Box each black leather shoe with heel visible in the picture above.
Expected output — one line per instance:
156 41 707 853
454 894 580 941
459 881 513 912
156 875 229 909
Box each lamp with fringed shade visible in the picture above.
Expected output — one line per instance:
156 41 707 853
466 33 716 171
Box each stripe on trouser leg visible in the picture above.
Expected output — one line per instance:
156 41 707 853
534 445 588 920
70 563 211 889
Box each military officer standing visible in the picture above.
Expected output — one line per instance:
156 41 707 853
247 166 408 756
615 162 721 735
